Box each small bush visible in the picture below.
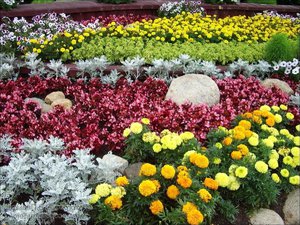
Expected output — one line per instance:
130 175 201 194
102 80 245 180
265 33 296 63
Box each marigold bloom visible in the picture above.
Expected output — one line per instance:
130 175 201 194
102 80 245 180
231 151 242 160
141 117 150 125
139 163 157 176
255 161 268 173
271 173 280 183
138 180 157 197
123 128 131 137
115 176 129 186
104 195 122 210
152 143 162 153
237 144 249 155
248 136 259 146
243 112 253 119
151 179 161 192
215 173 230 187
95 183 112 197
190 153 209 168
286 112 294 120
180 131 195 141
222 137 232 146
89 194 100 204
289 175 300 185
177 175 192 188
167 185 180 199
110 187 126 198
238 120 252 130
149 200 164 215
130 122 143 134
203 178 218 190
198 188 212 203
186 209 204 225
177 165 188 172
280 168 289 177
268 159 279 169
266 117 275 127
182 202 197 214
161 164 176 179
235 166 248 178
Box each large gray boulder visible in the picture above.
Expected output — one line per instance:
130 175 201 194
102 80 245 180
283 188 300 225
124 162 143 180
249 208 284 225
261 79 294 96
165 74 220 106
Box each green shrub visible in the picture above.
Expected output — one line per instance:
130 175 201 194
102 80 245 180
264 33 296 62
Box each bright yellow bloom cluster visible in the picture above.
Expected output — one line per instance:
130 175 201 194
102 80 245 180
115 176 129 186
149 200 164 215
166 185 180 199
138 180 158 197
104 195 123 210
215 173 230 187
140 163 157 176
161 164 176 179
197 188 212 203
100 13 300 43
182 202 204 225
189 152 209 168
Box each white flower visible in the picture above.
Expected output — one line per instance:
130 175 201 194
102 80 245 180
279 61 287 67
292 67 299 75
273 65 280 70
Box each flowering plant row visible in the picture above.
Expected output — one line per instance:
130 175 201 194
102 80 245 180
0 75 298 156
90 105 299 224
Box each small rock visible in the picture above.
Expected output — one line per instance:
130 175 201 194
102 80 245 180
102 153 129 174
165 74 220 106
25 97 53 113
261 79 294 96
249 208 284 225
51 98 72 110
124 162 143 180
283 188 300 225
45 91 65 104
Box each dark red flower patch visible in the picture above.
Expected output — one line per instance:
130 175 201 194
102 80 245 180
0 75 298 156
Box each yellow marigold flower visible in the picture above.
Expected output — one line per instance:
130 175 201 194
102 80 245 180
123 128 131 137
294 136 300 146
268 159 278 169
161 165 176 179
235 166 248 178
231 151 242 160
177 175 192 189
268 136 277 143
190 153 209 168
289 175 300 185
141 117 150 125
110 187 126 198
227 175 241 191
280 104 288 110
180 131 195 141
253 110 262 116
253 115 262 124
182 202 197 214
278 147 290 156
291 147 300 157
261 124 268 130
255 161 268 173
138 180 157 197
283 156 294 166
71 39 77 45
152 143 162 153
203 177 218 190
280 169 289 177
95 183 112 197
238 120 252 130
178 170 189 178
266 117 275 127
115 176 129 186
293 156 300 166
177 165 188 172
244 130 253 138
140 163 157 176
89 194 100 204
60 47 66 53
166 185 180 199
260 105 271 111
296 124 300 132
215 173 230 187
233 130 245 140
280 129 290 136
243 112 253 119
271 105 280 112
187 209 204 225
228 164 238 175
272 173 280 183
198 188 212 203
151 179 161 192
130 122 143 134
286 112 294 120
274 114 282 123
222 137 232 146
215 142 223 149
104 195 122 210
248 136 259 146
149 200 164 215
262 139 274 148
213 157 221 164
237 144 249 156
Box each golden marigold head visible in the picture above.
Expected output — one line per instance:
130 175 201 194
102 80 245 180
149 200 164 215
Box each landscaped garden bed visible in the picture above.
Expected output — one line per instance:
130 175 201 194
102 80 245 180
0 4 300 225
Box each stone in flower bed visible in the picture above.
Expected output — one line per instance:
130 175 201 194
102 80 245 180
249 208 284 225
51 98 73 110
165 74 220 107
283 188 300 224
45 91 66 104
261 78 294 96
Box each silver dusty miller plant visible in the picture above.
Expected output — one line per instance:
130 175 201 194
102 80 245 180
0 135 127 225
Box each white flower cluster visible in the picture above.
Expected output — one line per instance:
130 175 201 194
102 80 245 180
3 0 15 6
273 58 299 75
159 0 205 18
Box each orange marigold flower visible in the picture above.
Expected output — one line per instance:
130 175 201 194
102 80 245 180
190 153 209 168
261 110 270 118
266 117 275 127
161 165 176 179
187 209 204 225
238 120 252 130
177 176 192 189
182 202 197 214
203 178 218 190
243 112 253 119
138 180 157 197
139 163 157 177
233 130 246 140
197 188 212 203
149 200 164 215
166 185 180 199
253 115 262 124
244 130 253 138
237 144 249 156
151 179 161 192
222 137 233 146
178 170 189 178
115 176 129 186
104 195 122 210
253 110 262 116
231 151 242 160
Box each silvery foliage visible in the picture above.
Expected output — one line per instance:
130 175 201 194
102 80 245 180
75 56 111 79
24 52 47 77
0 53 18 80
0 135 126 225
101 69 121 87
47 59 69 78
289 84 300 107
121 56 145 82
145 58 174 84
0 134 14 160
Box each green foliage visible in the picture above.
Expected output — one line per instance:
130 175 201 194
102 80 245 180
265 33 296 62
72 37 265 65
